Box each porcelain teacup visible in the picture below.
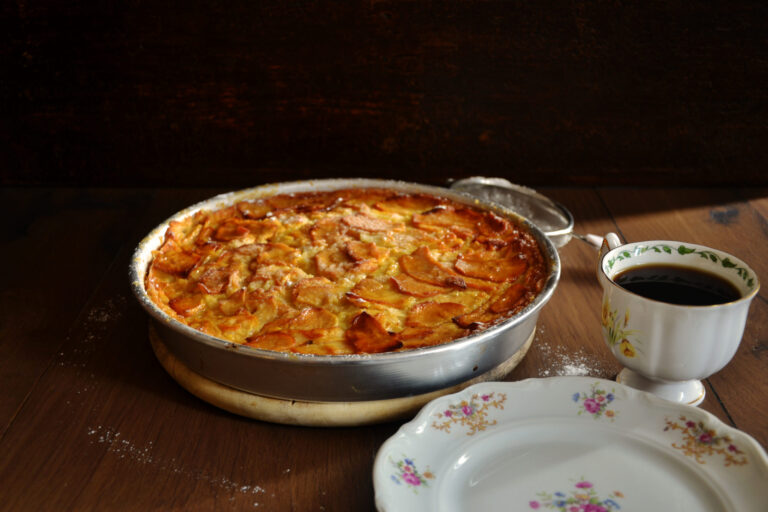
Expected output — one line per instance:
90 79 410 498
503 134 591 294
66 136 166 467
597 233 759 406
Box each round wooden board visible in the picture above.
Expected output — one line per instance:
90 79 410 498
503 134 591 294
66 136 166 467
150 327 535 427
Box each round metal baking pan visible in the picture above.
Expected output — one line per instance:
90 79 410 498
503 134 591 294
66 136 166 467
130 178 561 402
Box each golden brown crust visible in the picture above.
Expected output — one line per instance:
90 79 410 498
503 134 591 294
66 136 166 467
145 188 546 355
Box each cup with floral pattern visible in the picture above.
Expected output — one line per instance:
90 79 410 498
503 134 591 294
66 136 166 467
597 233 759 406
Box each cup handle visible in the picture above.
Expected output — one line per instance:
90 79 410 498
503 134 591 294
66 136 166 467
603 232 622 251
597 232 623 277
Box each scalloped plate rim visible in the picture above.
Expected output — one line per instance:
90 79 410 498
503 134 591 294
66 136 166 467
373 376 768 511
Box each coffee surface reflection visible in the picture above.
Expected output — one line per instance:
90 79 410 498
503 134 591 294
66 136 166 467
614 264 741 306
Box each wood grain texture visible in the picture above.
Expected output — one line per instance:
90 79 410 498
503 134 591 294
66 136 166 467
4 1 768 187
0 189 151 434
0 187 764 512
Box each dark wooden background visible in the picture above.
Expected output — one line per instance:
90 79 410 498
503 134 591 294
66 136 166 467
4 0 768 187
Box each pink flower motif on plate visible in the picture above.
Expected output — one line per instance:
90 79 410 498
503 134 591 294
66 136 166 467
389 456 434 493
530 479 623 511
572 383 617 421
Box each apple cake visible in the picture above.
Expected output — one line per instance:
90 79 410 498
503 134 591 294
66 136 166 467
144 188 546 355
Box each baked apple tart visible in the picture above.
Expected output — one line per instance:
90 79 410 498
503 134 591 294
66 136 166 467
145 188 546 355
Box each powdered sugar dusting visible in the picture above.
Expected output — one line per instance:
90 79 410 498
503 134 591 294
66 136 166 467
87 426 267 505
87 296 127 323
58 295 128 369
534 326 612 378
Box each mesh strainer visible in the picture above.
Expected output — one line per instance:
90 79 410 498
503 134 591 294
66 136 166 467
450 176 602 249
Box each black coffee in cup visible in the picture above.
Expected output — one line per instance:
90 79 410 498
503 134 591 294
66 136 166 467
614 264 741 306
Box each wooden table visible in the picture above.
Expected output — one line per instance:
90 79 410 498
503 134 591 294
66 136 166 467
1 186 766 511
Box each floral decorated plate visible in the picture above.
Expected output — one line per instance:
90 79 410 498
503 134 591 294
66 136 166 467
373 376 768 511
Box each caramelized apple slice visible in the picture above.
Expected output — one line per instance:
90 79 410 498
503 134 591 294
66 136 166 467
453 309 496 330
216 312 257 337
382 228 430 250
260 313 294 334
455 252 527 282
195 206 241 243
288 307 337 331
344 241 388 274
200 206 240 234
208 205 240 223
169 294 205 317
219 289 246 316
244 290 280 326
489 283 527 313
248 218 282 242
246 332 297 351
256 242 300 266
291 329 351 355
234 243 264 258
352 259 382 275
398 327 433 343
164 218 197 242
406 301 466 327
391 274 444 298
236 200 271 219
211 218 281 243
342 214 404 233
345 241 389 262
453 285 527 328
195 241 222 259
196 267 231 294
461 276 499 292
399 324 468 349
292 277 339 307
412 206 483 237
400 247 466 288
430 230 465 251
342 190 394 209
249 264 309 289
315 248 352 280
213 219 250 241
309 217 349 245
346 278 409 308
190 206 236 245
476 212 516 242
345 312 400 353
152 239 200 276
